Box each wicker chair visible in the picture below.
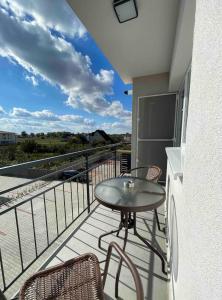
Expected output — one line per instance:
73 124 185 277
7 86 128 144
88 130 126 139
120 165 163 232
19 242 143 300
120 165 162 182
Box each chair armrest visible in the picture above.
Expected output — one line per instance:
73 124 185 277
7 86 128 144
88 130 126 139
103 242 144 300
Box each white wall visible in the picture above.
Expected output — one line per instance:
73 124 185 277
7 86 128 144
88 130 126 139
167 1 222 299
132 73 169 169
169 0 196 91
0 133 16 144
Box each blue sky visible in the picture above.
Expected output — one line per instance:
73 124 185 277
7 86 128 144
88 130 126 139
0 0 132 134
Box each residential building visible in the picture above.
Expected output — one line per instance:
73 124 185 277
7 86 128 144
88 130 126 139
0 131 17 145
87 129 114 144
123 133 131 143
67 1 222 299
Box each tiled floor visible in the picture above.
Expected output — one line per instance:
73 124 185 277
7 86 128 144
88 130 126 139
43 204 168 300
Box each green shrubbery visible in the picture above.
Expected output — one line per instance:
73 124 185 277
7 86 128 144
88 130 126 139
0 132 128 168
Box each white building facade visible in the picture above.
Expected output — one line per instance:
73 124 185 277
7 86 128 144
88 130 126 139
68 1 221 299
0 131 17 145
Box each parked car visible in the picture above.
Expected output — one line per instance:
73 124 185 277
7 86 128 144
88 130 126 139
61 168 88 182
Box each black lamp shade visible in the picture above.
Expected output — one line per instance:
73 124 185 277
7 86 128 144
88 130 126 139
113 0 138 23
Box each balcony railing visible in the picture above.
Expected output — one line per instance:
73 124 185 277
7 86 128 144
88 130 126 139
0 143 123 295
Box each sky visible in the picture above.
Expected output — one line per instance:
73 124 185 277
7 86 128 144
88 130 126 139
0 0 132 134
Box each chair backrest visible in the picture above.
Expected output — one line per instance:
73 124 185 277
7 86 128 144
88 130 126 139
146 165 162 183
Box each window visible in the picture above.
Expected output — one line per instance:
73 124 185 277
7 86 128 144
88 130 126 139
181 66 191 145
174 88 184 146
178 65 191 170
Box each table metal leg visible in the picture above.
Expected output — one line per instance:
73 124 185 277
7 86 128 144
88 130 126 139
133 212 167 275
98 226 123 251
154 208 165 233
115 212 129 298
116 212 124 237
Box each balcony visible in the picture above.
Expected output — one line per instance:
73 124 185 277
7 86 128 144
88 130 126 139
0 144 168 300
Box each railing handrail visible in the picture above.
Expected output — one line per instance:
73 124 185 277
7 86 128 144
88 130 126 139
0 143 122 175
0 144 121 295
0 160 111 216
0 148 115 196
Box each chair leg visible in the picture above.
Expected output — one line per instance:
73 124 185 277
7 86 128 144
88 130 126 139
115 213 129 298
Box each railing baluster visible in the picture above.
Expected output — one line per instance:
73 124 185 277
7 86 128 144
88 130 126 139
54 188 59 236
85 154 90 213
95 166 97 185
107 161 108 178
82 178 85 210
0 248 6 291
114 149 117 177
101 163 104 181
30 200 38 257
110 159 112 178
70 181 74 220
14 207 24 271
0 144 123 293
77 178 80 215
106 160 108 179
43 194 49 246
103 162 105 180
91 170 93 203
62 184 67 228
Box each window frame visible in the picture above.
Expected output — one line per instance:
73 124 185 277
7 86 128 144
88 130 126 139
179 65 191 168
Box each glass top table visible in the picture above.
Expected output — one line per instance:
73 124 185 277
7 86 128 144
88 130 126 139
94 176 165 212
94 176 167 281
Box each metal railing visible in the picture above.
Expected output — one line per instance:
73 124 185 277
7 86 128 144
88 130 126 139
0 143 121 294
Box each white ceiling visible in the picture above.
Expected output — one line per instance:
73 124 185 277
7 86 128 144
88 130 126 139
68 0 179 83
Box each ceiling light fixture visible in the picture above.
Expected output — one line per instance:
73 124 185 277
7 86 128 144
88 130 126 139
113 0 138 23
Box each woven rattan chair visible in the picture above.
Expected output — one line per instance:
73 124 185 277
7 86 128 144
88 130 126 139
120 165 163 232
19 242 143 300
120 165 162 183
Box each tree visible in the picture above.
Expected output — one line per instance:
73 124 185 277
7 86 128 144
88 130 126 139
21 131 28 137
20 140 38 153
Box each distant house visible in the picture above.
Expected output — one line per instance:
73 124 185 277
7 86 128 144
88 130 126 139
123 133 131 143
76 133 89 144
88 130 114 144
0 131 17 145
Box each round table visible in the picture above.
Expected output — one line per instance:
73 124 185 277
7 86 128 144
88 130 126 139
95 176 165 212
94 176 167 283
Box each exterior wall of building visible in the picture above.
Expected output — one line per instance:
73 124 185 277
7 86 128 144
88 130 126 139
132 73 169 169
167 1 222 299
0 132 17 145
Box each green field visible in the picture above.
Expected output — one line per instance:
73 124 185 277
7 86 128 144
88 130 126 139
0 133 128 167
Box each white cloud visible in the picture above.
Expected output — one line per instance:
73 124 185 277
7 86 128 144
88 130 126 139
0 105 6 114
10 107 95 126
25 75 38 86
0 117 96 134
101 120 131 134
0 105 130 133
100 101 131 119
0 4 131 120
0 0 86 38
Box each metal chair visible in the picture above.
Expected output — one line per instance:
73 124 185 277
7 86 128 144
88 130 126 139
19 242 144 300
120 165 164 232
